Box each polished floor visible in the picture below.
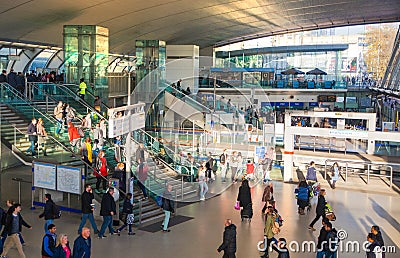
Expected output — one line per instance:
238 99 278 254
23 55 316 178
1 166 399 258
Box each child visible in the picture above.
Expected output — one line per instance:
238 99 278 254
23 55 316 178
116 193 135 236
246 159 255 180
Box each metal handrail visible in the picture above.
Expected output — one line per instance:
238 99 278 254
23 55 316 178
324 159 393 187
26 83 84 122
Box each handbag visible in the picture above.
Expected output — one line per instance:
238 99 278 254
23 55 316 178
126 213 135 225
272 221 281 234
234 201 240 210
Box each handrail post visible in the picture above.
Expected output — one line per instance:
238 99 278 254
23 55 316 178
324 160 327 180
367 164 370 184
14 127 16 145
345 162 348 182
138 199 142 226
181 176 184 201
389 166 393 188
46 95 49 113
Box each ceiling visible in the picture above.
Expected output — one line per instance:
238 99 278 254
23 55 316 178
0 0 399 54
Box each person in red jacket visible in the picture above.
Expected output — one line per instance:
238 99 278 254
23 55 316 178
95 150 108 193
67 122 81 155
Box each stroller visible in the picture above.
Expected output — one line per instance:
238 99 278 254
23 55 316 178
241 203 253 222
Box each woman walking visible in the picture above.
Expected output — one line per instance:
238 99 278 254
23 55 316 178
331 162 339 189
95 150 108 193
52 234 71 258
116 193 135 236
237 180 253 221
198 162 208 201
36 118 48 156
309 189 327 231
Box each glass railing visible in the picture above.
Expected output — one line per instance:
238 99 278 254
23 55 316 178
26 82 106 121
199 79 352 89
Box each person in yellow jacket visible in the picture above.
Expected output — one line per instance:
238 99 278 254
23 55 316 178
79 78 87 99
81 137 93 165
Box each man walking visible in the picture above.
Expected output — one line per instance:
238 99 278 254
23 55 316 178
26 118 38 157
98 187 116 239
78 184 99 235
220 149 228 182
136 142 148 199
79 78 87 99
73 227 91 258
0 204 32 258
41 224 57 258
161 184 174 232
217 219 237 258
38 194 56 232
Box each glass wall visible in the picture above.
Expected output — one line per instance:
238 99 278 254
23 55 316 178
63 25 109 97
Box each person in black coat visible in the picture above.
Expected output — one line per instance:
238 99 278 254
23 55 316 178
316 218 330 256
116 193 135 235
366 233 382 258
309 189 327 230
38 193 56 233
98 187 116 238
73 227 91 258
26 118 38 156
6 69 17 88
217 219 237 258
78 184 99 234
0 204 31 258
161 184 175 232
0 70 7 83
237 180 252 219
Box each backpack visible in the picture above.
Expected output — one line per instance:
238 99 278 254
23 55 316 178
156 196 163 207
52 203 61 219
78 127 85 137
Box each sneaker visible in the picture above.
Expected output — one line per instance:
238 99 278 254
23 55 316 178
308 226 316 231
128 232 136 235
162 229 171 232
98 235 107 239
110 231 116 235
200 197 205 201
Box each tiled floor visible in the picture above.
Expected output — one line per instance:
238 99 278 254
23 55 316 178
1 165 399 258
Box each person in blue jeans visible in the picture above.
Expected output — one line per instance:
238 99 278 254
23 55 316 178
26 118 37 156
161 184 175 232
38 194 55 233
78 184 99 234
316 218 330 258
98 187 116 239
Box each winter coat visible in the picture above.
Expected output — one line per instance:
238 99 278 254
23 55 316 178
217 224 237 254
0 73 7 83
39 199 56 220
317 226 328 250
306 166 317 181
95 156 108 177
27 122 38 142
297 186 309 201
262 185 273 202
100 192 116 216
7 72 17 87
68 125 80 141
53 244 71 258
332 166 339 181
121 198 133 214
264 212 277 238
237 185 252 208
41 232 57 257
162 190 175 213
72 235 91 258
316 195 327 216
2 212 31 236
366 241 383 258
81 191 95 214
220 153 227 164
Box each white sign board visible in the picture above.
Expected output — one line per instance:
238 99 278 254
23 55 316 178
131 112 146 131
33 162 56 190
108 112 145 138
337 119 345 130
328 129 368 139
56 166 81 194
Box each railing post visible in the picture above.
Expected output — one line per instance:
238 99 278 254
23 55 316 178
367 164 370 184
14 127 16 145
345 162 348 182
389 166 393 188
138 199 142 226
181 176 184 201
324 160 327 180
45 95 49 113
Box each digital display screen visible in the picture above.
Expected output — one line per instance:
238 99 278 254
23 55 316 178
318 95 336 102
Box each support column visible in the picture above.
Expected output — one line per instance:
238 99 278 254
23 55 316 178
283 111 294 182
